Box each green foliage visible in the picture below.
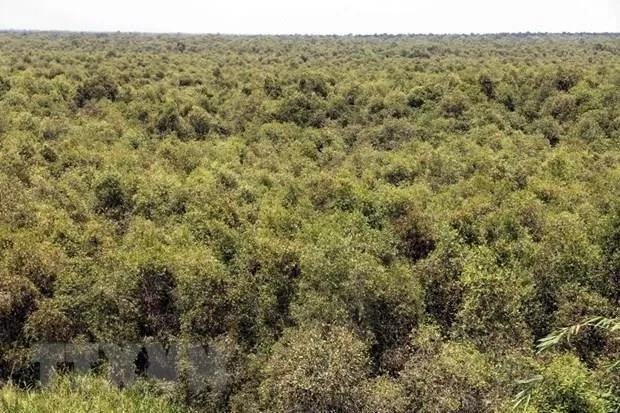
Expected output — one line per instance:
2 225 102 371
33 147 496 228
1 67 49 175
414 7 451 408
74 76 118 108
399 325 499 412
134 262 179 339
456 247 532 348
441 90 470 118
479 74 496 100
94 175 133 220
0 32 618 412
259 325 369 412
274 91 326 127
514 355 613 413
262 76 282 99
0 375 189 413
537 316 620 367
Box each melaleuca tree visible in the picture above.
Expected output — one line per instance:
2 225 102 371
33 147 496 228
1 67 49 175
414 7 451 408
542 92 578 123
74 75 118 108
449 245 533 349
525 211 605 340
23 299 73 343
478 74 496 100
417 230 466 334
441 90 470 119
391 207 436 263
94 175 134 221
292 212 423 360
399 324 500 413
0 75 10 95
258 325 369 412
175 249 232 341
154 104 183 136
187 106 212 139
513 354 614 413
360 376 410 413
273 91 327 128
0 271 40 378
134 262 179 340
228 234 300 342
263 75 283 99
552 67 581 92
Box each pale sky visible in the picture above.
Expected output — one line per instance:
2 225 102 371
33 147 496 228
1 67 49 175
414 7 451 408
0 0 618 34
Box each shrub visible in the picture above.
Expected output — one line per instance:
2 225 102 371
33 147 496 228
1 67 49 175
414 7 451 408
274 92 326 128
0 375 187 413
370 119 417 150
479 74 496 100
517 355 611 413
297 72 331 98
154 105 182 135
24 299 73 342
392 208 436 262
186 106 227 139
441 91 469 118
399 325 499 413
135 263 179 339
38 118 68 140
74 76 118 107
553 67 580 92
407 85 441 109
543 92 577 122
259 325 369 412
263 76 282 98
94 176 133 220
0 75 10 95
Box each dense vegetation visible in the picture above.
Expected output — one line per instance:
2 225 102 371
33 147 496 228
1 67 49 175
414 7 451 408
0 32 620 412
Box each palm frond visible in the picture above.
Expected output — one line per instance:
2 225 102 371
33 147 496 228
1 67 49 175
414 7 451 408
512 375 543 411
536 317 620 353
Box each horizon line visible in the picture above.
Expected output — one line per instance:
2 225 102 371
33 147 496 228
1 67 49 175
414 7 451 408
0 28 619 37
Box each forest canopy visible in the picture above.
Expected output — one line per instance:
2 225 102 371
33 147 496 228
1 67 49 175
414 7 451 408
0 32 620 412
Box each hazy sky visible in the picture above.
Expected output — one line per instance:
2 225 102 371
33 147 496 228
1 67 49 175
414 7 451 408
1 0 618 34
